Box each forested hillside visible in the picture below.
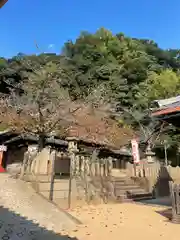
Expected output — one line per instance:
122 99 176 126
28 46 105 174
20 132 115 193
0 28 180 156
1 29 180 108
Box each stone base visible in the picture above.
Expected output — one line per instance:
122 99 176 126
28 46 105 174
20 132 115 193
172 214 180 224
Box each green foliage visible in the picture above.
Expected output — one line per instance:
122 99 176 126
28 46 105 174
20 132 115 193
136 69 180 110
1 28 180 154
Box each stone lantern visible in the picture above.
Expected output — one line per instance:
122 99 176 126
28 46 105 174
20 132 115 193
66 137 79 175
68 139 78 153
145 145 155 163
66 137 79 208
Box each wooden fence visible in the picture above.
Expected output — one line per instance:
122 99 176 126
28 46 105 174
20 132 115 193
126 161 180 195
73 155 113 177
126 162 180 180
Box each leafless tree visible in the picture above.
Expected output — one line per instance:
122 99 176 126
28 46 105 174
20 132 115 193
0 61 80 150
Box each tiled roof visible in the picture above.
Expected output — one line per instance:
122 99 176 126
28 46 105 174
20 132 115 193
152 106 180 117
152 96 180 117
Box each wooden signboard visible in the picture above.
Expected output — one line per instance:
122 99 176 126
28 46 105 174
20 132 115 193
131 139 140 164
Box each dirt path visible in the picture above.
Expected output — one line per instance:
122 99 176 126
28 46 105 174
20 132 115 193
1 173 179 240
66 202 180 240
0 173 77 239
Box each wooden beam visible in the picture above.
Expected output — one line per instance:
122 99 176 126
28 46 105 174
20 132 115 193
152 106 180 117
0 0 8 8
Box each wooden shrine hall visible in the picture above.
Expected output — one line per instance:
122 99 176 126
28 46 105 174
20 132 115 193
151 95 180 128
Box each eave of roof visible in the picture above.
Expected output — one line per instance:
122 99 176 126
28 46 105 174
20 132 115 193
4 134 68 147
152 106 180 117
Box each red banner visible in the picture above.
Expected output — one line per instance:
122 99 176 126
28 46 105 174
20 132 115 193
131 139 140 164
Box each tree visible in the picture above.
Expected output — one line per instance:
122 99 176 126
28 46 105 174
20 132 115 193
63 29 130 104
0 61 79 151
136 69 180 109
62 28 165 109
1 29 180 154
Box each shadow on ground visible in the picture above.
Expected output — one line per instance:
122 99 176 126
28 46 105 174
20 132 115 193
153 165 173 198
0 206 78 240
139 196 171 207
155 208 172 221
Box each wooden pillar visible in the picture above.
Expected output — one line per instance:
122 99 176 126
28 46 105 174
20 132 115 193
95 160 98 176
0 145 7 172
100 159 104 176
107 157 113 175
85 156 90 176
74 155 79 176
91 149 98 176
49 150 56 201
79 155 82 175
81 156 85 173
83 155 90 203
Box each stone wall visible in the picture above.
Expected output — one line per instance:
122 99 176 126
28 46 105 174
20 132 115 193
31 147 51 175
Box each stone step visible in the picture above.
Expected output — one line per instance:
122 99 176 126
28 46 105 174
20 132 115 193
129 193 153 201
114 190 127 196
115 190 153 201
127 188 149 194
114 184 142 189
110 177 132 182
115 188 147 196
113 179 134 184
113 182 133 187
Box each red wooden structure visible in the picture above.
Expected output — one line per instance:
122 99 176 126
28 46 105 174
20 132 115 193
151 96 180 128
0 147 6 172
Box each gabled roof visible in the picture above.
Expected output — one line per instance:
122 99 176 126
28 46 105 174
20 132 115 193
153 95 180 109
151 96 180 128
152 95 180 117
152 106 180 117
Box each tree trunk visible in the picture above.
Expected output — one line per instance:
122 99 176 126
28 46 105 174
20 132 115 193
38 134 45 152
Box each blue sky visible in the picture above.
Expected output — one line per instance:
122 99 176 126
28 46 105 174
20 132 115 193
1 0 180 57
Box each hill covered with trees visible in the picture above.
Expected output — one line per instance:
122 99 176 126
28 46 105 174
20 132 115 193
0 28 180 157
1 28 180 109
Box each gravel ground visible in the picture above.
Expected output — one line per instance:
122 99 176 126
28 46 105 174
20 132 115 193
0 173 77 239
66 203 179 240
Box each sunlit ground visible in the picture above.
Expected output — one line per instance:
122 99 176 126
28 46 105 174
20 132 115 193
63 203 180 240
